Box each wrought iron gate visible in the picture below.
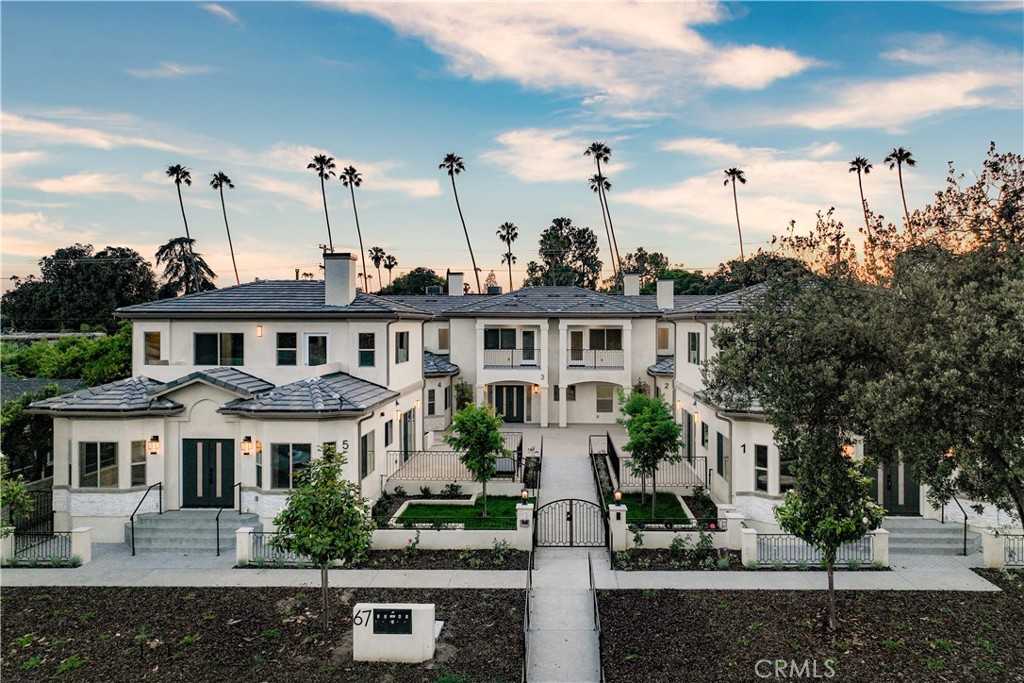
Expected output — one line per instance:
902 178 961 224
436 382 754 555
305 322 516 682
534 499 607 547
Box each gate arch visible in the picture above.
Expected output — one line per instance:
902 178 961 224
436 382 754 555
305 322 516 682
534 499 607 547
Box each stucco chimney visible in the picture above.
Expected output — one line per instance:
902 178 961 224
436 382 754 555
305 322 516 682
623 273 640 296
324 252 357 306
657 278 674 309
448 272 464 296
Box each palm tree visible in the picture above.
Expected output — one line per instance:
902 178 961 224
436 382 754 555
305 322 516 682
589 173 617 282
339 165 368 287
723 167 747 259
166 164 193 240
496 221 519 291
369 246 386 293
155 237 216 296
210 171 239 285
584 142 622 274
439 153 481 293
883 147 917 228
848 157 873 233
307 154 337 251
383 254 398 286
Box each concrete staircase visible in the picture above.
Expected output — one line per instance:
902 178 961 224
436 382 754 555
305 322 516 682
884 517 982 556
125 510 262 555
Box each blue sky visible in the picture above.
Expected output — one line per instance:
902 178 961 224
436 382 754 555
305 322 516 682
3 1 1022 292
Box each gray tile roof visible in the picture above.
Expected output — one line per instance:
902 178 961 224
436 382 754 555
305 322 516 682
116 281 432 319
647 355 675 376
694 390 764 415
427 286 663 318
423 351 459 377
28 377 183 415
2 376 87 404
668 284 767 317
220 373 398 416
386 295 491 315
150 367 274 398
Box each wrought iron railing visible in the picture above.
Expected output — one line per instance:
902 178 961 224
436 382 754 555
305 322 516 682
756 534 873 565
1004 534 1024 566
14 532 72 560
566 349 624 369
373 515 517 531
630 517 728 532
129 482 163 556
7 490 53 534
251 531 308 565
387 448 524 483
483 348 540 368
941 496 970 556
616 456 707 488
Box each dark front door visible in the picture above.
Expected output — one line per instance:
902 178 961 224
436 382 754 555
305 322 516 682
182 439 234 508
881 463 920 516
494 385 525 423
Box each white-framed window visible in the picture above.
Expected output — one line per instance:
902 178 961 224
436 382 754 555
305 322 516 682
395 331 409 363
444 386 451 410
780 451 797 493
657 327 670 352
270 443 311 489
596 384 614 413
358 333 375 367
256 450 263 488
384 420 394 447
130 441 146 487
144 332 162 364
79 442 117 488
359 431 375 480
754 444 769 492
305 334 328 366
427 389 437 415
438 328 450 351
195 333 244 366
277 332 297 366
589 328 623 351
566 385 576 401
701 422 709 448
484 328 516 350
688 331 700 365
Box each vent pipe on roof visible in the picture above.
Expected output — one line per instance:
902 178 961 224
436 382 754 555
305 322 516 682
324 251 357 306
623 273 640 296
448 272 464 297
657 278 673 309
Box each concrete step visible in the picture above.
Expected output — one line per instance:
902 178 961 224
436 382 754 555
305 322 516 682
126 511 262 554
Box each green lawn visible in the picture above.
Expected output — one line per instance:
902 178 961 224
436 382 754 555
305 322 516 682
604 491 690 522
394 496 532 530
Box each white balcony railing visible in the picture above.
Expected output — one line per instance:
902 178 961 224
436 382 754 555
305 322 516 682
566 349 624 369
482 348 540 368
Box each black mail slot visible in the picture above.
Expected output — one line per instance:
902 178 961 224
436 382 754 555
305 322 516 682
373 608 413 635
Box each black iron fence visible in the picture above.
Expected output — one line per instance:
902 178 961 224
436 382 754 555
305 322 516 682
373 515 517 531
1005 535 1024 566
14 532 72 560
251 531 308 565
7 491 53 534
630 517 728 532
756 534 873 565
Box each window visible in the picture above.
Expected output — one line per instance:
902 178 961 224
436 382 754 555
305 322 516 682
395 331 409 363
270 443 311 489
716 432 726 477
79 442 117 488
701 422 709 448
484 328 516 350
754 445 769 492
255 450 263 488
277 333 297 366
444 386 451 410
130 441 146 486
306 334 328 366
566 385 576 401
144 332 161 364
195 333 244 366
438 328 450 351
428 389 437 415
384 420 394 447
780 451 797 493
358 333 375 367
521 330 537 362
554 386 559 401
589 328 622 350
596 384 614 413
688 332 700 364
657 327 670 352
359 432 375 480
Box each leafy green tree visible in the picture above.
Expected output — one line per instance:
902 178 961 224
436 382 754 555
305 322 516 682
0 455 33 537
439 153 481 294
272 445 374 629
155 237 217 297
308 154 337 251
641 267 706 295
701 252 809 294
376 267 447 295
607 247 670 292
444 404 510 517
210 171 240 285
1 384 64 482
522 218 603 289
1 323 132 386
1 244 158 333
723 167 747 259
617 390 682 516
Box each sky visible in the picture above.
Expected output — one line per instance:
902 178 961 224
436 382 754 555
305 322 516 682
2 1 1022 293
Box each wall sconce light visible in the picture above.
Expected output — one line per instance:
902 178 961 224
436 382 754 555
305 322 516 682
676 400 683 411
256 325 263 338
146 435 160 455
532 384 540 394
241 436 255 456
693 411 701 424
396 409 402 421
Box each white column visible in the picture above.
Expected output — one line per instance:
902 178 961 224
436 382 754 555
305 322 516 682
741 527 758 566
539 387 549 428
236 526 255 566
723 511 745 551
982 530 1005 569
870 528 890 568
608 505 628 552
475 322 485 379
515 503 534 551
622 320 633 387
0 529 14 565
70 527 92 565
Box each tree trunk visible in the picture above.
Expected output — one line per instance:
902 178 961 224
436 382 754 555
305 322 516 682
321 177 334 251
376 266 383 293
595 184 617 284
732 180 745 260
595 158 622 275
651 470 658 519
898 164 911 230
482 479 488 518
177 184 190 240
826 550 837 631
349 185 367 287
450 177 481 293
857 172 870 234
220 188 240 285
507 252 514 292
320 564 330 631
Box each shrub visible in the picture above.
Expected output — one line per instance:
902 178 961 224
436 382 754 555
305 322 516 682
393 485 407 497
442 482 463 497
772 559 785 571
847 558 862 570
872 559 886 570
717 555 734 570
745 560 760 570
419 486 433 499
668 535 691 556
491 538 511 567
796 560 809 571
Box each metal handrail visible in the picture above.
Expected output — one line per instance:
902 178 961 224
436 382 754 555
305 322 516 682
949 496 969 556
234 482 243 515
130 482 162 557
522 549 534 683
589 553 607 683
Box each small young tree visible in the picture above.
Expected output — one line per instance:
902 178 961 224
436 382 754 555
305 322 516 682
272 445 374 630
1 455 33 536
445 403 509 517
617 390 683 517
774 439 884 631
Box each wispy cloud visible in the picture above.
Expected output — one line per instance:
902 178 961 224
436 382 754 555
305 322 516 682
201 3 242 27
2 150 46 171
2 111 180 152
126 62 217 79
481 128 628 183
29 172 164 200
940 1 1023 13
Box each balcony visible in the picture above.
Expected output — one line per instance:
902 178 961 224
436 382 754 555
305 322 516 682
483 348 540 368
566 348 624 369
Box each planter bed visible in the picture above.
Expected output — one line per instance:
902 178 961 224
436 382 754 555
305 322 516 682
393 496 527 531
243 548 529 571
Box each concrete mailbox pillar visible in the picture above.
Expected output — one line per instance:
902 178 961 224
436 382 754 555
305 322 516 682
515 503 534 551
236 527 254 566
70 527 92 566
870 528 890 568
741 527 758 566
608 504 628 552
982 530 1005 569
353 603 436 663
723 512 745 550
1 528 14 565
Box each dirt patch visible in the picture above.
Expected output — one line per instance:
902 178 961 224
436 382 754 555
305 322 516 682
1 587 523 682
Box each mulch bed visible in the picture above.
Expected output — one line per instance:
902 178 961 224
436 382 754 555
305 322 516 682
598 568 1024 682
1 586 523 682
349 549 529 571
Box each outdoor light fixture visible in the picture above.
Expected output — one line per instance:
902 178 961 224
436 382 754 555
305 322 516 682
396 409 402 421
613 490 622 502
414 399 420 411
693 411 701 424
676 400 683 411
146 435 160 455
256 325 263 338
532 384 540 394
241 436 254 456
521 488 529 501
